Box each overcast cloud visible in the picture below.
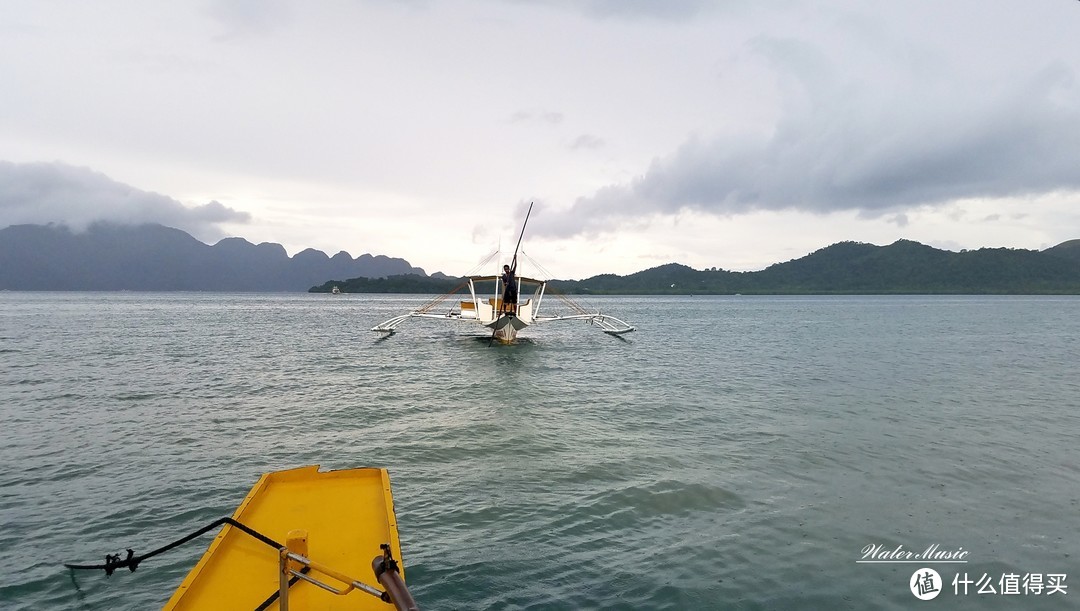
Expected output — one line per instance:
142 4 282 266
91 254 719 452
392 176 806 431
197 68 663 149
1 0 1078 276
0 161 250 242
531 4 1080 238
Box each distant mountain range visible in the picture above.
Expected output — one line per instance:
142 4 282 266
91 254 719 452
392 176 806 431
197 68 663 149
313 238 1080 295
0 223 424 291
4 222 1080 293
546 239 1080 294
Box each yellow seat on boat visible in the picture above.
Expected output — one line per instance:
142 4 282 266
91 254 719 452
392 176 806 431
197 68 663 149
164 465 404 610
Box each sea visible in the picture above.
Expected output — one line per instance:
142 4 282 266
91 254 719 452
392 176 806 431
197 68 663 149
1 292 1077 610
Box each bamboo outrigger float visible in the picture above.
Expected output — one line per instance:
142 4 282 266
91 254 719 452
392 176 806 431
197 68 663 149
65 466 418 610
371 204 635 343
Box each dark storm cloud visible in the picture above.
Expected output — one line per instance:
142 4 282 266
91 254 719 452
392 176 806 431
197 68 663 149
0 161 250 241
530 41 1080 239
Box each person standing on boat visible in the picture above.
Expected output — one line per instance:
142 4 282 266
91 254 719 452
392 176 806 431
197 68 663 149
501 264 518 315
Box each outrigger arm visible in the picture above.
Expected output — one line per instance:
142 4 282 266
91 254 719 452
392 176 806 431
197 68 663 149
533 312 636 335
371 313 415 334
371 309 482 334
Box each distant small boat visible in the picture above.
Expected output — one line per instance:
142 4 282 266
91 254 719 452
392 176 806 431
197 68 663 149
65 466 418 610
331 286 342 294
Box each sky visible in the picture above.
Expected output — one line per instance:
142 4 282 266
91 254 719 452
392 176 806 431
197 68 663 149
2 0 1079 279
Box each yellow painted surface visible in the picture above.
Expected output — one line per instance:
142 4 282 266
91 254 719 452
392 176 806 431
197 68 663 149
164 466 403 610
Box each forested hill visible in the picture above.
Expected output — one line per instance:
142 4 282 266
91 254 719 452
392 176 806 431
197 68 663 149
312 239 1080 295
6 222 1075 293
552 240 1080 294
0 223 424 291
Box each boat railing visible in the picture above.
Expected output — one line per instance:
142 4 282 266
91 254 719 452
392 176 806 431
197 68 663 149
277 540 418 611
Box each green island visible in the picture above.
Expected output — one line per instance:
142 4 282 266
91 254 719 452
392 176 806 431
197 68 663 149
311 239 1080 295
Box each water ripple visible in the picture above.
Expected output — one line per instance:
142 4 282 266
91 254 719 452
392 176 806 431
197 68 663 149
1 293 1078 609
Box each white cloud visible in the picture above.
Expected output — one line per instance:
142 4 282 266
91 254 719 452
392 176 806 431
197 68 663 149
530 4 1080 239
517 0 726 22
0 161 250 242
568 134 605 151
205 0 293 39
1 0 1078 276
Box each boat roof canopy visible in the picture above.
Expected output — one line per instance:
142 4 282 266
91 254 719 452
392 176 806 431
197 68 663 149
469 274 546 284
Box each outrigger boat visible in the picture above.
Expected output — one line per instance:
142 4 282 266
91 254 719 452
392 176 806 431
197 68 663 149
371 204 635 343
371 272 635 343
65 466 418 610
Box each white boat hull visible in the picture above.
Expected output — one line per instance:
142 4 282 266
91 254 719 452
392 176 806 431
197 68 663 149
485 313 529 343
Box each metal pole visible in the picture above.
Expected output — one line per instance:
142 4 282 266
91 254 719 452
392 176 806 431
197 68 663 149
510 202 533 273
278 549 290 611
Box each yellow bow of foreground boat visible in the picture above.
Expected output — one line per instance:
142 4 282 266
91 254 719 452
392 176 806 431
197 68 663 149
65 465 417 610
166 465 412 610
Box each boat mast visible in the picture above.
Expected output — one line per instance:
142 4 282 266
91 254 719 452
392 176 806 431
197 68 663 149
509 202 533 273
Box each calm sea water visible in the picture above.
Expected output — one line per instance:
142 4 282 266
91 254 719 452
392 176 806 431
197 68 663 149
1 293 1078 610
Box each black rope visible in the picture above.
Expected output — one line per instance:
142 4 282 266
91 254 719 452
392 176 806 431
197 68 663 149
64 517 282 576
253 566 310 611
